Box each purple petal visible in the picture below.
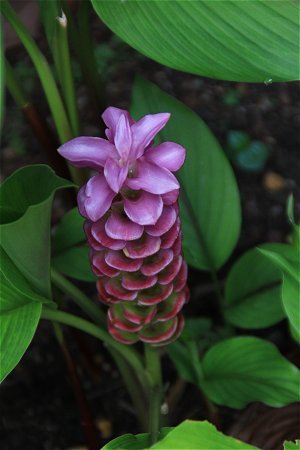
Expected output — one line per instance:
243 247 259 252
104 157 129 193
174 261 188 292
141 248 174 276
114 114 132 160
145 205 177 237
84 221 105 251
131 113 170 159
91 218 125 250
102 107 134 139
123 234 161 259
145 142 185 172
77 174 115 222
58 137 116 170
105 278 137 301
108 307 142 332
139 316 178 344
105 206 144 240
126 158 179 194
124 191 163 226
161 220 180 249
156 291 186 322
105 250 143 272
138 283 173 306
121 273 158 291
158 255 182 285
162 189 179 205
90 250 120 277
123 305 157 326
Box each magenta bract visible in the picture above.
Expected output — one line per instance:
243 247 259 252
58 107 189 346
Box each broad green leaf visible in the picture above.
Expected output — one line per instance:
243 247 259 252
0 164 72 297
201 337 300 408
224 247 285 328
284 440 300 450
258 245 300 341
0 20 4 128
92 0 299 82
103 421 258 450
52 245 96 282
131 77 241 271
0 270 42 382
52 207 85 253
168 341 198 385
152 421 259 450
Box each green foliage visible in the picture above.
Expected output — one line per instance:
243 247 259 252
226 131 269 172
284 441 300 450
201 337 300 408
131 77 241 271
224 247 285 328
0 21 4 129
258 244 300 342
0 165 71 381
92 0 299 82
52 207 96 282
103 420 259 449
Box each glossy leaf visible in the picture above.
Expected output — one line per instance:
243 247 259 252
131 77 241 271
258 245 300 341
0 164 72 297
92 0 299 82
224 247 285 328
103 421 258 450
201 337 300 408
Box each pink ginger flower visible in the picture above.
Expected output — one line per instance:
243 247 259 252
58 107 189 345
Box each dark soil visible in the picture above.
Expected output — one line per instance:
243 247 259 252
1 8 300 450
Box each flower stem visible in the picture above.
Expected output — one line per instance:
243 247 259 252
145 345 162 444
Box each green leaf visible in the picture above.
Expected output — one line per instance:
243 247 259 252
0 19 4 129
39 0 62 50
102 428 171 449
52 207 85 253
258 244 300 341
52 245 96 282
0 164 73 297
152 421 259 450
284 440 300 450
52 207 95 282
224 247 285 328
201 337 300 408
131 77 241 271
103 421 258 450
0 265 42 382
92 0 299 82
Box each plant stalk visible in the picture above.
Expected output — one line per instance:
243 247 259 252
145 345 163 444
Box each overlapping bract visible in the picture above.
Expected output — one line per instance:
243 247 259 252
58 107 189 345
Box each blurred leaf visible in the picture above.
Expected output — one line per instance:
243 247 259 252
0 164 72 297
52 245 96 282
181 318 212 342
284 440 300 450
39 0 62 51
224 247 285 328
52 207 85 253
131 77 241 271
235 141 269 172
223 90 241 106
92 0 299 82
102 428 171 449
0 20 4 129
226 131 250 157
168 341 198 385
201 337 300 408
258 244 300 342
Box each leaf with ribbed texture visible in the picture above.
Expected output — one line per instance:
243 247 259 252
131 77 241 271
258 244 300 342
0 259 42 382
102 428 171 449
284 441 300 450
224 247 284 328
92 0 299 82
201 337 300 408
0 165 72 297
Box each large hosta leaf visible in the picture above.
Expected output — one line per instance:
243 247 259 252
131 77 241 271
92 0 299 82
224 247 285 328
201 337 300 408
